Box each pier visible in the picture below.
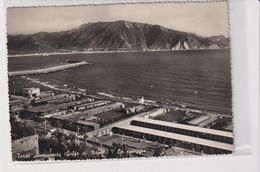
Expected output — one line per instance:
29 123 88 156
8 61 89 76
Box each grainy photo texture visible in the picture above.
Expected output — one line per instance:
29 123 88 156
7 1 233 162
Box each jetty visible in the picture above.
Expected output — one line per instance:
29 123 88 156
8 61 89 76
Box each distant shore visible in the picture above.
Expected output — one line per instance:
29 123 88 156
7 48 230 58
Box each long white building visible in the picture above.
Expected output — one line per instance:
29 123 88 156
112 117 233 154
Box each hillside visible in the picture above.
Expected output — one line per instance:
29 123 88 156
7 20 230 55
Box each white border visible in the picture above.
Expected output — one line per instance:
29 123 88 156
0 0 259 171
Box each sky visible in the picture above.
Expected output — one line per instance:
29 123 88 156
6 1 229 37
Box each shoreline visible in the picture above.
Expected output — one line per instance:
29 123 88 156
8 48 230 58
22 76 232 118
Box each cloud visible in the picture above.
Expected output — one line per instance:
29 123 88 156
7 2 229 37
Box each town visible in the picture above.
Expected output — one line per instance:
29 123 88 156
10 78 234 161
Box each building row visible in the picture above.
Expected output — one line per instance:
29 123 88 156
53 102 125 121
59 97 95 107
130 117 233 144
49 117 100 133
72 100 111 111
138 108 166 119
31 94 76 105
112 117 233 154
49 102 125 133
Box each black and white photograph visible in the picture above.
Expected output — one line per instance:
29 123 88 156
7 1 234 162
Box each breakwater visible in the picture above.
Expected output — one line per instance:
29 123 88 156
8 61 89 76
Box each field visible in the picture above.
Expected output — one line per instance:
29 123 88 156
154 110 187 123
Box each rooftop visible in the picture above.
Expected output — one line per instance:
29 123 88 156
75 120 99 126
74 100 109 108
114 124 233 151
131 117 233 138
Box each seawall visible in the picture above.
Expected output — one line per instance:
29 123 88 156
8 61 89 76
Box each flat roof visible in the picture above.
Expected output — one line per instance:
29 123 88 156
198 117 218 127
224 122 233 131
131 117 233 138
53 103 122 120
52 111 81 120
188 115 210 125
75 120 99 126
74 100 109 108
138 108 165 117
114 125 233 151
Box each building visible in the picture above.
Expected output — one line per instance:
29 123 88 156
59 97 94 107
112 117 233 154
54 102 125 121
187 115 220 128
80 102 124 119
22 87 40 98
43 110 67 118
51 102 124 121
49 116 100 133
38 91 54 98
48 94 76 104
137 96 157 105
126 105 145 114
49 102 125 133
198 117 218 127
75 120 100 131
72 100 111 111
130 117 233 144
19 110 44 122
84 115 98 121
32 94 76 106
188 115 210 125
138 108 166 119
224 122 233 132
112 125 233 154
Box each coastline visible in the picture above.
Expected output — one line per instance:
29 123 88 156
23 76 232 119
7 48 230 58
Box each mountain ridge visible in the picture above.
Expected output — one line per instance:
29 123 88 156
7 20 230 55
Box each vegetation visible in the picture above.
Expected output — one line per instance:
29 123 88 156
106 142 130 159
10 114 35 140
39 131 103 160
153 147 165 157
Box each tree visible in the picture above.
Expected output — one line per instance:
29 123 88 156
10 115 35 140
106 142 130 159
153 147 164 157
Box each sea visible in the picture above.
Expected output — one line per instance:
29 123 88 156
8 49 232 115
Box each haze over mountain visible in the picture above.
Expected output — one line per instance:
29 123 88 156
7 20 230 55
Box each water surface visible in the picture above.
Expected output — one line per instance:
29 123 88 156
8 50 232 115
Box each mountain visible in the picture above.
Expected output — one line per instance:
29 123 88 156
7 20 230 55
